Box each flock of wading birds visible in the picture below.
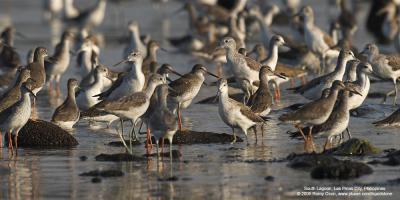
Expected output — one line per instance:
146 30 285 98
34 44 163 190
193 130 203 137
0 0 400 158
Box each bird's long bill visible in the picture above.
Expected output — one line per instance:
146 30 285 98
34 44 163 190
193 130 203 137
171 70 183 77
377 6 390 16
359 49 367 56
27 88 37 99
206 71 220 79
166 77 174 83
16 31 28 39
159 47 169 52
113 59 128 67
273 72 287 79
214 46 224 53
168 85 178 93
345 86 362 96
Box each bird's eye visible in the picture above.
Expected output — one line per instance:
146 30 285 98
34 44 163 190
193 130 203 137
224 40 228 43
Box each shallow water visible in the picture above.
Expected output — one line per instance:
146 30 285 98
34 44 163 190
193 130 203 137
0 0 399 199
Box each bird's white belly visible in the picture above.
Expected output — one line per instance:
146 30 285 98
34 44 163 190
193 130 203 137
54 121 77 130
319 117 349 138
219 101 255 130
113 103 148 122
349 81 370 110
259 108 271 117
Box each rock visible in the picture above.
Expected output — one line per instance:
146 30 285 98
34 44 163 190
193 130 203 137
369 150 400 166
287 153 339 170
95 153 147 162
324 138 381 156
264 176 274 181
144 150 182 158
107 140 142 147
13 119 78 148
149 130 243 144
80 170 124 177
311 160 373 180
91 177 102 183
287 153 373 180
79 156 88 161
383 150 400 166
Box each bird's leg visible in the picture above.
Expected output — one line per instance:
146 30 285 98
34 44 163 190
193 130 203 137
168 136 173 161
145 126 152 151
177 103 183 131
8 130 13 155
119 118 125 141
277 84 281 101
274 88 279 102
138 120 144 134
0 131 2 148
290 78 295 87
132 119 139 141
48 81 53 96
155 140 160 159
295 124 307 141
161 138 164 154
323 136 332 152
394 80 398 105
346 128 352 140
169 137 173 178
300 76 307 85
231 128 236 144
243 129 249 145
252 126 258 144
115 126 132 154
302 126 315 153
261 123 265 138
56 79 61 97
14 132 18 150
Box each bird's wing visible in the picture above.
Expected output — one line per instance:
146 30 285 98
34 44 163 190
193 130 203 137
249 90 273 113
52 102 79 122
244 56 261 71
94 74 125 100
386 55 400 71
295 75 326 94
168 74 197 97
231 99 264 122
99 92 147 111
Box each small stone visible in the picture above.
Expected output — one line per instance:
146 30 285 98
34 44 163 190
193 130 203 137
91 177 101 183
79 156 88 161
264 176 274 181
